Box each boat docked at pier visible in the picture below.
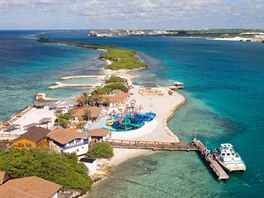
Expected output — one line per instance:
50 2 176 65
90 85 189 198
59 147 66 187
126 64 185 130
213 143 246 172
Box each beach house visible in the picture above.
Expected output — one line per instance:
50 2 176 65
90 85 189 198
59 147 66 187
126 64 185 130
0 175 62 198
88 128 110 142
12 127 50 149
48 128 89 156
102 92 129 107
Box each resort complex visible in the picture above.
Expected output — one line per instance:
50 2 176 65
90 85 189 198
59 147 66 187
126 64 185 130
0 55 185 196
0 29 256 196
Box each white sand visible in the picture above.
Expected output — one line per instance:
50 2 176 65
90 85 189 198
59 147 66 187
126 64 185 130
48 81 100 89
0 107 57 140
110 85 185 142
97 148 152 167
211 36 264 42
60 75 104 80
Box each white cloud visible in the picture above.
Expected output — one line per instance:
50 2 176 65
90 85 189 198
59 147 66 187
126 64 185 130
1 0 263 29
0 0 63 12
67 0 262 20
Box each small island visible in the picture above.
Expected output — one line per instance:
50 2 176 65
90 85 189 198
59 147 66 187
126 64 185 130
37 37 147 70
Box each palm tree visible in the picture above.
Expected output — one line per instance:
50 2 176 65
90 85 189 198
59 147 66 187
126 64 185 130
83 109 92 121
77 96 86 106
105 97 111 107
81 92 90 105
77 92 90 106
68 109 75 119
93 95 103 106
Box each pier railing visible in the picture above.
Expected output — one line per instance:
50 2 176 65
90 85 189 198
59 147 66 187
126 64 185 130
107 139 197 151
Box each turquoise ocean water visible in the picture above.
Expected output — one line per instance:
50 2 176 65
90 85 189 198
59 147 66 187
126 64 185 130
0 30 263 197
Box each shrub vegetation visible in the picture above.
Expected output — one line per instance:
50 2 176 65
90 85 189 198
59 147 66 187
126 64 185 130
36 38 147 70
86 142 114 159
91 83 128 95
0 148 93 190
105 75 124 84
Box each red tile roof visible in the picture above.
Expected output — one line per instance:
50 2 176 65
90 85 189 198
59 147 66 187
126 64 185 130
48 128 88 145
88 128 109 137
73 107 102 118
14 127 50 143
0 176 62 198
102 93 129 103
0 171 8 185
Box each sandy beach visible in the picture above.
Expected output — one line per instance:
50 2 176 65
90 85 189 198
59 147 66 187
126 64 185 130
210 36 264 42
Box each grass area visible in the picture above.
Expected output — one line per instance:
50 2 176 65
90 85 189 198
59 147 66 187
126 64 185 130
100 47 147 70
37 37 147 70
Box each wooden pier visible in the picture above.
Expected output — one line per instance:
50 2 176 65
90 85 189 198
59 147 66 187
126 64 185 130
107 138 229 181
193 139 229 180
107 139 197 151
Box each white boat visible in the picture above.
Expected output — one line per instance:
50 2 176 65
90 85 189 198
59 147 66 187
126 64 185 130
174 81 184 89
213 143 246 172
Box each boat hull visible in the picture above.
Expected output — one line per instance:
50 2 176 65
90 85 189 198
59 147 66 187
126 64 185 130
217 159 246 172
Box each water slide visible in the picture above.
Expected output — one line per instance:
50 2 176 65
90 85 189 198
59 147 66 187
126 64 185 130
112 114 144 131
106 119 115 126
133 112 155 122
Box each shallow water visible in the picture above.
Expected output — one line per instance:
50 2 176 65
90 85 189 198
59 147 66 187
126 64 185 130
0 31 104 121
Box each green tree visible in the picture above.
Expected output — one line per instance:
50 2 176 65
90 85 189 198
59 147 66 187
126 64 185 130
93 95 103 105
105 97 111 106
56 113 70 128
77 96 86 106
86 142 114 159
83 109 92 121
68 109 75 119
0 148 93 190
77 92 90 106
92 83 128 95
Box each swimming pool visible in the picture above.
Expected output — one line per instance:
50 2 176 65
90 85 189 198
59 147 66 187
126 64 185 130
91 117 112 130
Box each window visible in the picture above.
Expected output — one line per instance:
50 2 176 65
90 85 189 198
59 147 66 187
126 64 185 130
26 143 32 147
18 143 24 147
76 139 82 143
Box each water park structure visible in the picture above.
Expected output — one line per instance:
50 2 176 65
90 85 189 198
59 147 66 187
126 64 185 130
106 112 156 131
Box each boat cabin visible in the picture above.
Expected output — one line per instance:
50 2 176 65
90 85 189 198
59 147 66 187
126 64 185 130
174 82 184 89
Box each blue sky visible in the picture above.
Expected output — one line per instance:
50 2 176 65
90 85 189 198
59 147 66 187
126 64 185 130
1 0 263 30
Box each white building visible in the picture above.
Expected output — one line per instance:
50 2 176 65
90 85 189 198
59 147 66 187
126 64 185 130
79 158 98 175
48 128 89 156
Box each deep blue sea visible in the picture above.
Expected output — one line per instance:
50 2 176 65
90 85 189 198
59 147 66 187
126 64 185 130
0 30 263 197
